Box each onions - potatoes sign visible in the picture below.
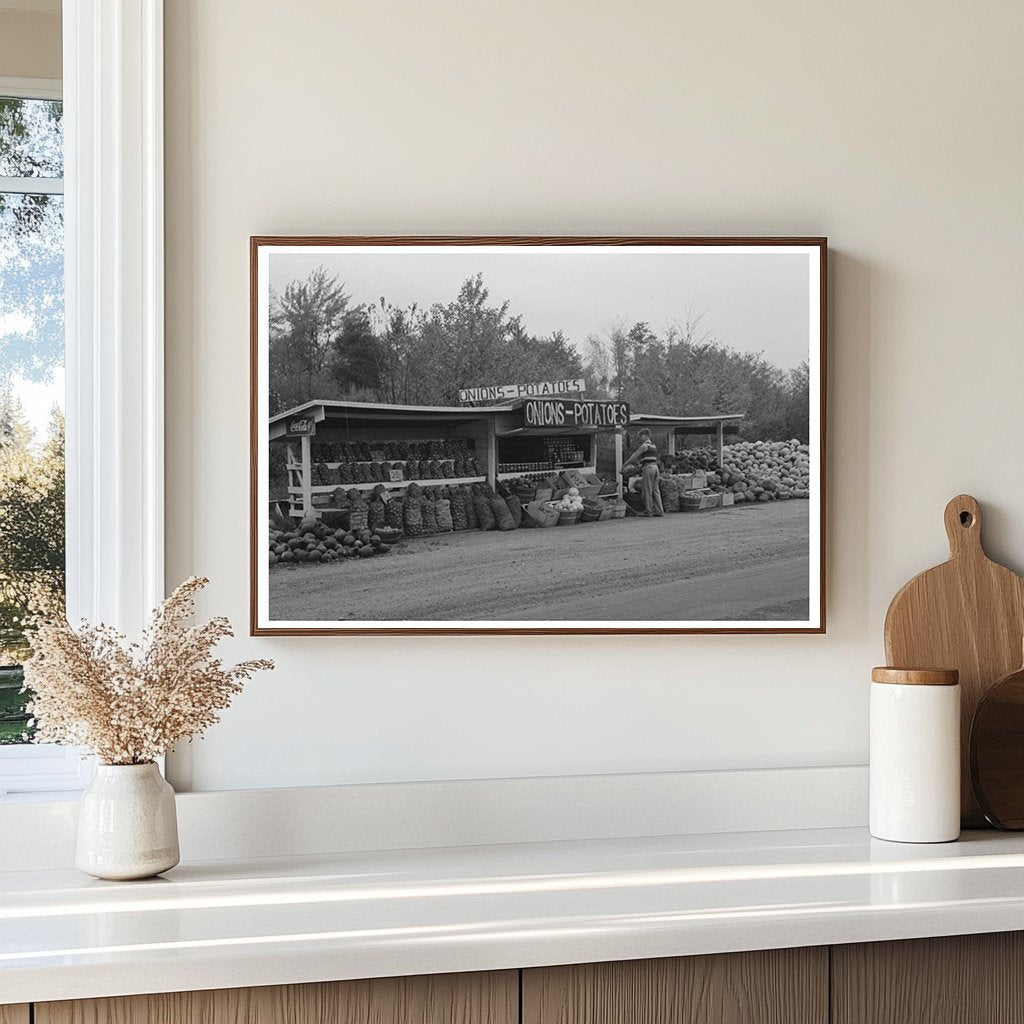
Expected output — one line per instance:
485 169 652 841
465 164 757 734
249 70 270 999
458 378 585 403
523 399 630 430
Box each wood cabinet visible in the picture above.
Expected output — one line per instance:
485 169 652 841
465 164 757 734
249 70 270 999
831 932 1024 1024
14 933 1024 1024
522 948 828 1024
34 971 517 1024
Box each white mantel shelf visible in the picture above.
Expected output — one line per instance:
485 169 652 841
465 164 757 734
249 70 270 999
5 826 1024 1004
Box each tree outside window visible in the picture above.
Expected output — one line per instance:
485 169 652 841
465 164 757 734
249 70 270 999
0 94 65 744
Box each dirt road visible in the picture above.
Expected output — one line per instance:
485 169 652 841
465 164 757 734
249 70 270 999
269 501 811 623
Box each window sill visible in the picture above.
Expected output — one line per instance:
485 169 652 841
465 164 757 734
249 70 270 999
0 789 86 804
0 746 94 800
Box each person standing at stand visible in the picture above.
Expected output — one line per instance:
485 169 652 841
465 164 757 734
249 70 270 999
623 428 664 517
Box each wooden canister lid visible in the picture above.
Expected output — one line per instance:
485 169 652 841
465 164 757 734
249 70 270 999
871 667 960 686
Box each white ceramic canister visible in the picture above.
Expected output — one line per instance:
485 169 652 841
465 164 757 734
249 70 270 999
870 667 961 843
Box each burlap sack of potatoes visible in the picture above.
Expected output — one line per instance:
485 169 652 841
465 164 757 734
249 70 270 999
489 494 516 531
403 497 424 537
473 495 496 531
436 498 453 532
505 494 523 528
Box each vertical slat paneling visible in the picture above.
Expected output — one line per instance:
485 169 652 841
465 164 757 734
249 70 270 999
35 970 518 1024
832 932 1024 1024
0 1007 30 1024
522 948 828 1024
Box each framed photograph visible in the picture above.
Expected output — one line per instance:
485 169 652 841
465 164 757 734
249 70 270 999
251 237 826 635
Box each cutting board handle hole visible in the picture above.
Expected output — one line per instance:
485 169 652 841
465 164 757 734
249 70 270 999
960 511 974 527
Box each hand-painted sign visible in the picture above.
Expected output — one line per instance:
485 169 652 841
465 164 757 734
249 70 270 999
458 378 586 404
286 416 316 436
523 399 630 430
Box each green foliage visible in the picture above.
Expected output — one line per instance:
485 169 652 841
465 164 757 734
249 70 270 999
0 397 63 743
0 665 31 744
0 97 65 742
0 395 65 662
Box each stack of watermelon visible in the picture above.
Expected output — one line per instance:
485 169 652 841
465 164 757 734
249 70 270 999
268 518 394 565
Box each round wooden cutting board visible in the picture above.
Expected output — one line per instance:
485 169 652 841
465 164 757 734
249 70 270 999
884 494 1024 827
971 657 1024 829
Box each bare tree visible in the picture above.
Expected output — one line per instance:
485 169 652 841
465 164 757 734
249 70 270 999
583 333 612 396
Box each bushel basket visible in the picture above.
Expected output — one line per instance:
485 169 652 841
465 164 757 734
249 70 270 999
523 500 559 528
580 497 611 522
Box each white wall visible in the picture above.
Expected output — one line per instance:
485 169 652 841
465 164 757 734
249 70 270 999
164 1 1024 792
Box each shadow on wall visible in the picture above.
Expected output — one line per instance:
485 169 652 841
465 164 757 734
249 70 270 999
828 249 872 640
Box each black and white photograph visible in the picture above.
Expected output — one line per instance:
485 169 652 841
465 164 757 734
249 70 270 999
251 238 825 634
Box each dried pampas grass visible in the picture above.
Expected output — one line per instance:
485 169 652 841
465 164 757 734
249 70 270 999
23 576 273 765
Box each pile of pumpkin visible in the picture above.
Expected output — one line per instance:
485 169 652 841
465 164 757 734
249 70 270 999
715 439 810 502
268 517 396 565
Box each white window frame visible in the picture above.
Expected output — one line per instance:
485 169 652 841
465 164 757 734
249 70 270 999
0 0 165 797
0 76 61 101
0 76 64 193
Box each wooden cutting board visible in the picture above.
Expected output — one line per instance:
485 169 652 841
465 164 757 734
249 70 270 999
884 494 1024 826
970 653 1024 829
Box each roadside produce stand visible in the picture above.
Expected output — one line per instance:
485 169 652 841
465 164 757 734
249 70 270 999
265 401 809 568
268 397 632 521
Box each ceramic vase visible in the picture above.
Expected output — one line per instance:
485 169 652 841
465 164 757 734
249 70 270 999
76 762 180 880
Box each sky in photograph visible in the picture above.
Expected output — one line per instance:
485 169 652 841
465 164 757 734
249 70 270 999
270 247 813 370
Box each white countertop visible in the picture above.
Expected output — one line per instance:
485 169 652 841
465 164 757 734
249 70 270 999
4 826 1024 1004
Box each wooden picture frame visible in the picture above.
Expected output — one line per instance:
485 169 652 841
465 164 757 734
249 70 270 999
251 236 827 635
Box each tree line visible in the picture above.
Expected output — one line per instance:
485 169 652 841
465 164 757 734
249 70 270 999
269 267 810 443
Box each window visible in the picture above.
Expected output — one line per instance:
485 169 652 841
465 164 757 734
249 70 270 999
0 79 85 796
0 6 167 796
